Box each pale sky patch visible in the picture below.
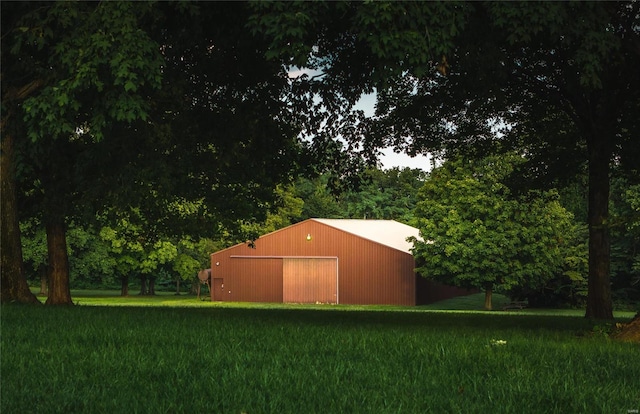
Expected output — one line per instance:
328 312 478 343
288 68 432 171
355 93 431 171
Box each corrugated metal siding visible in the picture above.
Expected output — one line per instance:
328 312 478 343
210 219 417 305
211 257 282 303
338 237 415 305
283 258 337 303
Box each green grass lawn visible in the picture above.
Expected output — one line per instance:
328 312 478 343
35 288 637 319
2 292 638 413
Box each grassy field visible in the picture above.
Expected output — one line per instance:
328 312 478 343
32 289 638 319
2 293 639 413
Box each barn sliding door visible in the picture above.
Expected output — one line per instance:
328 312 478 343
282 258 338 304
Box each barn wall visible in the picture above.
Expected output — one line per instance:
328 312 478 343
337 241 415 305
211 256 282 303
210 220 417 305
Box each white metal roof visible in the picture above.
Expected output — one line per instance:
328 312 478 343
311 219 421 254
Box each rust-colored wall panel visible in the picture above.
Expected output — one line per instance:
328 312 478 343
212 278 224 301
211 257 282 303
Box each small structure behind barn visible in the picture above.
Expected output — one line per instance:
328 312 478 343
209 218 474 306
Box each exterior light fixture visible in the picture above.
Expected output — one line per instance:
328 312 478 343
306 233 312 241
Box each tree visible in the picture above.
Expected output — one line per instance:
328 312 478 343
341 167 425 223
483 2 638 319
20 219 48 295
1 135 39 303
21 219 118 293
3 2 304 304
1 3 44 304
98 208 180 296
411 155 576 310
289 167 426 224
98 211 146 296
294 176 344 220
251 1 640 319
609 180 640 304
370 2 639 319
2 1 164 304
172 237 216 295
240 185 305 238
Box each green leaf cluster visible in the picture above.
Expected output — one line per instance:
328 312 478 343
412 154 576 297
12 2 164 142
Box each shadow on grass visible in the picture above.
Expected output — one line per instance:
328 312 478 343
27 288 635 336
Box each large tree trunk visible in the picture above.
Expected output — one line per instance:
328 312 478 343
0 132 39 304
585 137 613 320
139 274 148 295
148 277 156 295
1 80 44 304
120 275 129 296
44 220 73 305
484 285 493 311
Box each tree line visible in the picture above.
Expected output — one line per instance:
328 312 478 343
2 1 638 319
17 168 424 296
17 164 640 310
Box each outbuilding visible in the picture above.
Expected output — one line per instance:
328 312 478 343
209 218 473 306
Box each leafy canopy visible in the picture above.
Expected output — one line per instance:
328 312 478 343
412 154 575 303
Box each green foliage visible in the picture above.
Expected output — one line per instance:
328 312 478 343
294 176 344 220
240 185 305 239
251 2 639 319
487 2 623 89
19 219 47 276
12 2 164 142
610 181 640 303
98 208 212 284
20 214 222 289
140 240 177 275
21 219 118 288
291 167 426 224
250 1 468 79
5 2 306 301
2 305 638 413
65 224 117 287
510 222 589 308
351 2 469 78
560 224 589 302
98 213 144 278
236 167 427 242
412 155 576 301
342 167 426 223
171 237 217 282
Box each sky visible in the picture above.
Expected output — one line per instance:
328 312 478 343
354 93 431 171
379 148 432 171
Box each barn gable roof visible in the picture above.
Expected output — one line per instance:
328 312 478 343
312 219 420 254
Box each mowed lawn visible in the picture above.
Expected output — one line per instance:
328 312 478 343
1 293 638 414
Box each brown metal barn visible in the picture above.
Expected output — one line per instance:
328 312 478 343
209 218 474 306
